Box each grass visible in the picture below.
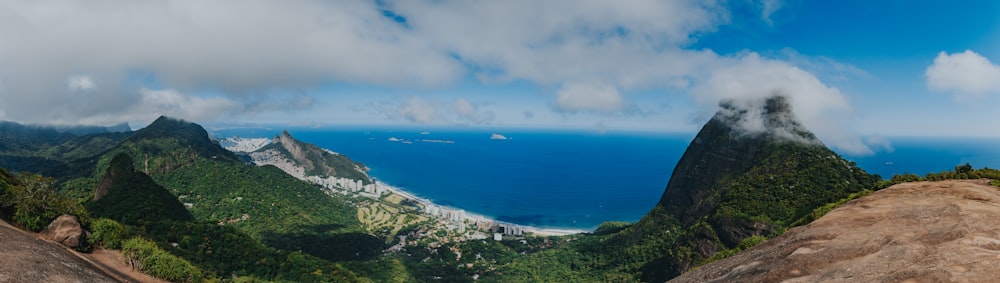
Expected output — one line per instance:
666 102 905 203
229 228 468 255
357 201 429 242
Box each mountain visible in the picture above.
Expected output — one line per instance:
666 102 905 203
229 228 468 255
626 95 877 281
0 121 132 176
671 180 1000 282
107 116 237 175
490 95 877 282
62 117 376 280
247 130 371 183
87 153 193 225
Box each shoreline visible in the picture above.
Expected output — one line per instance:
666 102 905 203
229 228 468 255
220 134 592 237
376 180 589 236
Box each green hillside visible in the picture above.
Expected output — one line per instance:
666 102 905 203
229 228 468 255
86 153 193 225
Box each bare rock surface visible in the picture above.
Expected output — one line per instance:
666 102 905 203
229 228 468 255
0 219 115 283
41 214 88 248
671 180 1000 283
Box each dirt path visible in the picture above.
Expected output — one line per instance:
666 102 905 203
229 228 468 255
78 248 169 283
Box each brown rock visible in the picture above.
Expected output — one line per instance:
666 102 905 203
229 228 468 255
42 214 89 249
0 219 115 282
671 180 1000 283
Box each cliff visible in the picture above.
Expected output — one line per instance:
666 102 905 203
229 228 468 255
250 130 371 183
672 180 1000 282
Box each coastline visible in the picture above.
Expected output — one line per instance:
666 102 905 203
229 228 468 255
377 180 588 236
220 134 593 237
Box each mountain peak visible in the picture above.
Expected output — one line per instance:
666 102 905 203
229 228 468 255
715 95 818 144
120 116 237 174
253 130 371 183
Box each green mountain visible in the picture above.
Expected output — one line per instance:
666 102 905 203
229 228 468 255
101 116 238 176
491 95 877 282
631 95 877 281
251 130 371 183
87 153 193 225
0 121 131 174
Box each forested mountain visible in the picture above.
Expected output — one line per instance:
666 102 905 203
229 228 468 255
0 121 131 174
630 95 878 281
87 153 193 225
489 96 878 282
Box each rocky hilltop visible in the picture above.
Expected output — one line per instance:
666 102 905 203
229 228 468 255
248 130 371 183
0 219 118 283
672 180 1000 282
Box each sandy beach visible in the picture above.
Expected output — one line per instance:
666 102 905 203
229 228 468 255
378 181 588 236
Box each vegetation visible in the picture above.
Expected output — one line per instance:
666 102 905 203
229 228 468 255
874 163 1000 189
0 170 88 231
258 131 371 183
87 153 194 225
88 218 133 249
121 237 207 282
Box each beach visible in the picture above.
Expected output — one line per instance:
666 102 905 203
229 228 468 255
377 180 587 236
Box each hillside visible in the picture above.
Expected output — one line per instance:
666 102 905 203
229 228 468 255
87 153 194 225
248 130 371 183
84 117 371 247
672 180 1000 282
491 95 877 282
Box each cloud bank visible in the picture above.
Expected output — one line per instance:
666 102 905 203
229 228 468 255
0 0 879 154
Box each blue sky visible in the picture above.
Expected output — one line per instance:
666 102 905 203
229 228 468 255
1 0 999 154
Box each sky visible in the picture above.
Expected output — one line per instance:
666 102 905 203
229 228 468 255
1 0 999 155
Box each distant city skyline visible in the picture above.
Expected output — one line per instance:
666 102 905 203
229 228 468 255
1 1 999 155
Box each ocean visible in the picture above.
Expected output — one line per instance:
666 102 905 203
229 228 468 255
212 127 1000 230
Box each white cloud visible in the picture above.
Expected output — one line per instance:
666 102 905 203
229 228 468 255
0 0 870 154
399 97 443 124
555 82 627 113
926 50 1000 98
63 88 243 126
453 98 495 124
67 75 96 91
691 53 872 155
760 0 783 25
0 0 462 124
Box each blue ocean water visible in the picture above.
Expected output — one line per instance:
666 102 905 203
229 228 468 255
212 127 1000 230
843 137 1000 178
215 128 688 230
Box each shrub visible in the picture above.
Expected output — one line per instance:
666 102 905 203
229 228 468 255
89 218 130 249
121 237 206 283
